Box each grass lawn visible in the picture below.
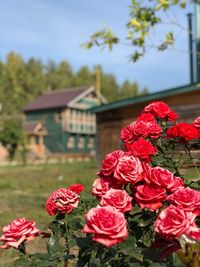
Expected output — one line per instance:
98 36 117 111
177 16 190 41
0 160 98 267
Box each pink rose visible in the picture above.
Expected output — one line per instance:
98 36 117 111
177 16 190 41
135 184 166 211
155 205 197 239
46 187 80 215
83 206 128 247
125 138 157 162
92 177 122 200
100 188 133 213
92 177 111 199
0 218 40 249
168 176 185 193
167 187 200 215
193 117 200 129
146 166 175 190
99 150 124 176
114 155 143 185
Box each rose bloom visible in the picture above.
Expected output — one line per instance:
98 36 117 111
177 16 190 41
68 184 84 194
125 138 157 162
0 218 40 249
98 150 124 176
143 101 178 121
155 205 198 240
120 124 135 143
178 122 199 141
100 188 133 213
167 123 199 141
168 176 185 193
147 122 162 138
137 113 155 123
168 111 179 122
146 166 175 190
167 187 200 215
92 177 111 199
46 187 80 216
135 183 166 211
166 125 179 139
114 155 143 185
193 117 200 129
83 205 128 247
131 121 149 140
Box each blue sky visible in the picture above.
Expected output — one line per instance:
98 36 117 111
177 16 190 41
0 0 195 92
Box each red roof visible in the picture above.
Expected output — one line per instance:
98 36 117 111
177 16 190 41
23 87 88 112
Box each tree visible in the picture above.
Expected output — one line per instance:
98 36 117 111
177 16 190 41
0 117 26 161
82 0 190 61
73 66 94 86
45 60 74 90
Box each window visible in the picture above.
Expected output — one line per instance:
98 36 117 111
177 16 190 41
55 112 62 123
67 136 74 148
78 137 85 149
88 137 95 149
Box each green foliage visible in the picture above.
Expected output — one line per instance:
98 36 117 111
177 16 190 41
83 0 187 61
0 52 149 115
0 117 26 161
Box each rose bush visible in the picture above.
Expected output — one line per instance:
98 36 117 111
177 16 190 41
0 101 199 267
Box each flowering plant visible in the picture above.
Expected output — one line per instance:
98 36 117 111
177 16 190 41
0 101 200 267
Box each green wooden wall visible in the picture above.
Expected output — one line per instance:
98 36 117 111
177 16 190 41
25 108 96 154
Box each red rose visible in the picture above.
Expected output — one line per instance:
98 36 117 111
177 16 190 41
144 101 170 118
167 187 200 215
99 150 124 176
167 123 199 141
135 184 166 211
166 125 179 139
132 121 149 139
120 125 135 143
100 188 133 213
143 102 178 122
137 113 155 123
168 111 179 122
178 122 199 141
46 187 80 215
155 205 197 239
83 206 128 247
68 184 84 194
0 218 40 249
147 122 162 138
114 155 143 185
125 138 157 162
168 176 185 193
146 166 175 190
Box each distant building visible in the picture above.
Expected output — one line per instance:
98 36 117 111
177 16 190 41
23 86 106 157
92 83 200 159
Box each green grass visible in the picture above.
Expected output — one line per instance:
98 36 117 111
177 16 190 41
0 160 98 267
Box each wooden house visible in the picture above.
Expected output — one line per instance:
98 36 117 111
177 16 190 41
92 83 200 159
23 86 106 157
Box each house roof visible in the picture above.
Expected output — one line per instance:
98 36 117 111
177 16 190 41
23 86 89 112
91 83 200 113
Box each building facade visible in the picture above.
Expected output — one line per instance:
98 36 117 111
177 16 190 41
23 86 106 157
